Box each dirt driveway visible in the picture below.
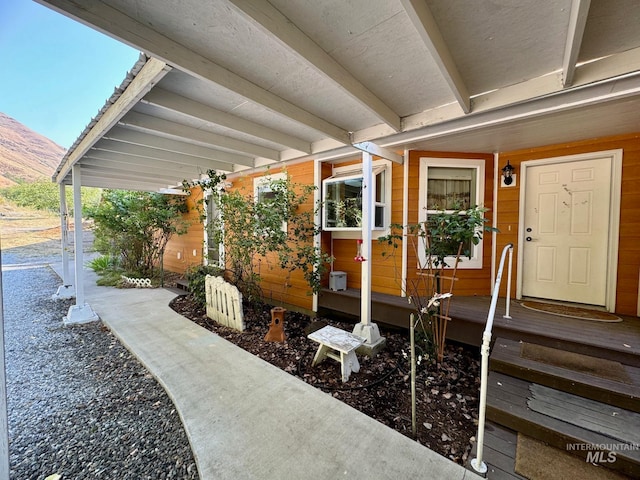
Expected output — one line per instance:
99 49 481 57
0 204 94 266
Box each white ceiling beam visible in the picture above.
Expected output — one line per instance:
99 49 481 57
84 149 223 179
52 57 171 184
80 164 183 184
35 0 351 144
142 88 312 153
81 157 204 179
103 126 256 167
120 111 281 161
382 72 640 150
400 0 471 113
404 49 640 135
562 0 591 87
352 142 403 164
66 173 175 191
89 179 176 191
93 138 232 170
227 0 401 132
572 46 640 86
470 73 564 115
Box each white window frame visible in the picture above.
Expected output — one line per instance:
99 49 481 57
322 160 391 238
254 172 287 233
418 158 486 269
204 189 223 267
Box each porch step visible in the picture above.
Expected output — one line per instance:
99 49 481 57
468 423 527 479
486 371 640 478
175 278 190 291
491 338 640 413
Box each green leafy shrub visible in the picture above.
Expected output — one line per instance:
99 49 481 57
88 190 190 278
184 170 332 303
0 180 101 214
185 264 224 306
88 255 118 273
380 205 497 363
95 270 125 287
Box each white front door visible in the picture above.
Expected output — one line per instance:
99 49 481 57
522 156 612 306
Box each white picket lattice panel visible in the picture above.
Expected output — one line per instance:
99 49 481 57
121 275 153 288
205 275 245 332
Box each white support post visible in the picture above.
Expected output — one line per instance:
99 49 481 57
312 158 321 313
53 183 75 299
0 246 11 479
352 152 385 353
64 166 98 325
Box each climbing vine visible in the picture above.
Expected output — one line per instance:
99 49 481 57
183 170 332 303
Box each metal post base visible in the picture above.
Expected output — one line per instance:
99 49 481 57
470 458 487 477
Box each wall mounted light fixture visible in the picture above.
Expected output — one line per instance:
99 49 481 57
502 160 515 186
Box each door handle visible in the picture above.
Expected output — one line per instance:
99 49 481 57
526 236 533 242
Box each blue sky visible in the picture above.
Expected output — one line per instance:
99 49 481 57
0 1 140 149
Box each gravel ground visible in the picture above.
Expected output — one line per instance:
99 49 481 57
3 249 199 479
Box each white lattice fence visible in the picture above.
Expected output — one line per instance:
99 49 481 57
121 275 153 288
205 275 245 332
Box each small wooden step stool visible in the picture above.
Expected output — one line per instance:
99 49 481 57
307 325 365 382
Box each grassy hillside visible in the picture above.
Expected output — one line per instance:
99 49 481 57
0 112 65 187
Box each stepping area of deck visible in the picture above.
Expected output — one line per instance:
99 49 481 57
319 288 640 478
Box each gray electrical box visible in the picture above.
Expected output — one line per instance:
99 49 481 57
329 271 347 291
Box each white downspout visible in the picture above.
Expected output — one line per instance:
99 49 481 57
401 149 409 297
64 165 98 325
53 183 75 299
491 152 499 287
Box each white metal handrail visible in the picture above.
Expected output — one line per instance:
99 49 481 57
471 243 514 476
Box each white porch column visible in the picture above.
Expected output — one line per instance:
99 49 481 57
53 183 75 299
64 166 98 325
0 247 11 478
352 151 385 353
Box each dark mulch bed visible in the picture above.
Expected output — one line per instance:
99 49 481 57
169 295 481 466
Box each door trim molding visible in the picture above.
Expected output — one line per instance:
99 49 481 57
516 149 623 311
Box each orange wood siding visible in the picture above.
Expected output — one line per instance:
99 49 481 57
228 163 318 311
164 188 204 274
498 132 640 316
330 152 495 298
404 151 495 297
166 133 640 317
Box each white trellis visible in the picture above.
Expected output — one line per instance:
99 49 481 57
121 275 153 288
205 275 244 332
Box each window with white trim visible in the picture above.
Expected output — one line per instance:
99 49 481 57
419 158 486 269
205 192 222 266
322 160 391 232
254 172 287 233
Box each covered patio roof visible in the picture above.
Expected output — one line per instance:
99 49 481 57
39 0 640 191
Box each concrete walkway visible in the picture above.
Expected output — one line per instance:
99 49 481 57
58 267 483 480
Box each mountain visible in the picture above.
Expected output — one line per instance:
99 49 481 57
0 112 66 187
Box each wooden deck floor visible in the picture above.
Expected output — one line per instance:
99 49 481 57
318 289 640 366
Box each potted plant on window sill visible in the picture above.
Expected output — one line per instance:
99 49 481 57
333 198 362 228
